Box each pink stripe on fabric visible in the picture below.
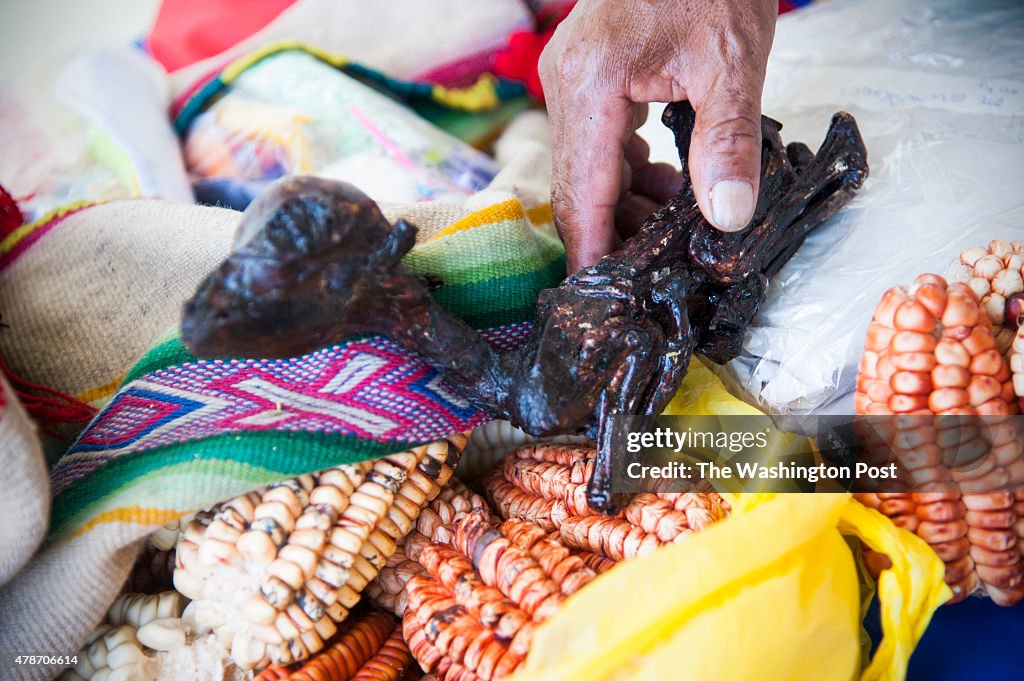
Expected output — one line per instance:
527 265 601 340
170 63 228 118
0 204 97 272
415 51 499 88
349 105 418 173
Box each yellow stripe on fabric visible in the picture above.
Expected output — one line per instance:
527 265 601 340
525 203 554 226
431 74 501 112
428 199 525 241
0 200 102 257
427 200 553 243
76 374 126 406
69 506 184 539
219 41 350 83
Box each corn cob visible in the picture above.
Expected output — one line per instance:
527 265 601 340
124 514 195 595
61 624 151 681
253 610 417 681
150 513 195 552
173 435 467 669
947 240 1024 352
106 591 186 630
857 490 1024 606
366 480 492 618
483 444 729 563
1012 319 1024 412
61 590 239 680
402 511 600 681
571 549 616 574
456 419 589 483
947 241 1024 412
856 274 1017 416
127 544 178 595
855 274 1024 605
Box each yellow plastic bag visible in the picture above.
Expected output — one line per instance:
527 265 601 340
509 363 951 681
661 362 814 494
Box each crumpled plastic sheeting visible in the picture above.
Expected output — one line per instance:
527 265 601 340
0 48 193 222
714 0 1023 416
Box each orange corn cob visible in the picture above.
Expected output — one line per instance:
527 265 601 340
253 610 417 681
856 274 1016 416
571 549 617 574
401 510 600 680
947 241 1024 412
947 240 1024 350
367 480 491 618
483 444 729 563
497 519 594 596
856 274 1023 605
1012 325 1024 413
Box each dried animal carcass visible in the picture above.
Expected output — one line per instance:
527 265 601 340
181 102 868 514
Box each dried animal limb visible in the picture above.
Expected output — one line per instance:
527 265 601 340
182 102 868 513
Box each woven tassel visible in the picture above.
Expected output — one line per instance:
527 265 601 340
0 355 98 435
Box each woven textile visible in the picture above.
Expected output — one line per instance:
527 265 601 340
0 101 556 678
43 193 560 540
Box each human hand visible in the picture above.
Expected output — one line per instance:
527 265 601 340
539 0 777 272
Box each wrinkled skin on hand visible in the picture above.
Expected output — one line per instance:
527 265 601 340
540 0 778 270
182 102 868 513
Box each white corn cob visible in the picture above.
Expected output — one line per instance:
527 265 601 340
948 239 1024 352
457 419 589 483
365 478 490 617
173 435 467 669
60 625 151 681
149 514 195 552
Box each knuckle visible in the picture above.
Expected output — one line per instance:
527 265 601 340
537 43 559 79
703 112 761 154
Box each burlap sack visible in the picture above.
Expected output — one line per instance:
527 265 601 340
0 373 48 586
0 202 240 416
0 112 552 681
0 103 552 419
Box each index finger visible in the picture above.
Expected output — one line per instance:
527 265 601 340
549 91 635 273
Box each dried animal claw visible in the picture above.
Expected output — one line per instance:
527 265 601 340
183 102 868 514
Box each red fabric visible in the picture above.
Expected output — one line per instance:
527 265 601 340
492 1 576 100
0 184 23 239
146 0 298 73
493 0 802 100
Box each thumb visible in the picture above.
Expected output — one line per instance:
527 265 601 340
688 86 764 233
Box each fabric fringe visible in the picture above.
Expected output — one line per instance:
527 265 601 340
0 355 98 436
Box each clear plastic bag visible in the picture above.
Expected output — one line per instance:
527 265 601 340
669 0 1024 416
182 50 501 206
0 49 193 222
